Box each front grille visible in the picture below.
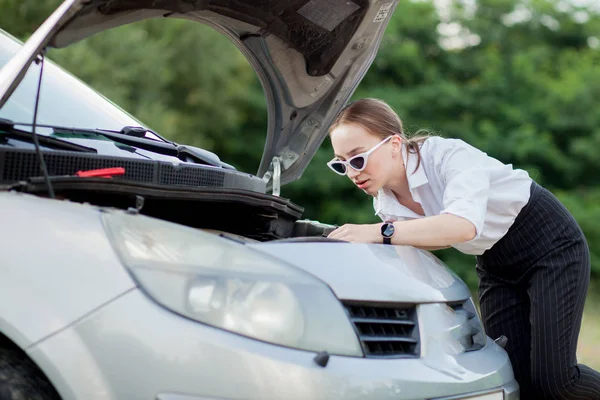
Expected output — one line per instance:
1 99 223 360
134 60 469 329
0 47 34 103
344 302 420 358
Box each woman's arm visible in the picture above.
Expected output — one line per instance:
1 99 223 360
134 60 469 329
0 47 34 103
327 213 476 246
388 214 476 247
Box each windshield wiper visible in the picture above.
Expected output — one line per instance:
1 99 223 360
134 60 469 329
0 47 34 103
0 118 97 153
95 128 236 170
6 121 235 170
101 125 174 144
95 126 235 169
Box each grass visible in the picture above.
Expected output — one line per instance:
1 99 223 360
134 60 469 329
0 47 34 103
577 294 600 369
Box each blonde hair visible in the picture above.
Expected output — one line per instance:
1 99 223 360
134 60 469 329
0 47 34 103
329 98 431 172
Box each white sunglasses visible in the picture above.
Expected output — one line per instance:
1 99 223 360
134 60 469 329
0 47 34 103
327 136 393 176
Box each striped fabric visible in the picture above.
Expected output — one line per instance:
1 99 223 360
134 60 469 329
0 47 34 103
476 181 600 399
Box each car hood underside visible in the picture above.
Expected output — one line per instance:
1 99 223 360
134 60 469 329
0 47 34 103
0 0 398 187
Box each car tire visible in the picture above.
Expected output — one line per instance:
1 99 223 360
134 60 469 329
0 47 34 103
0 348 60 400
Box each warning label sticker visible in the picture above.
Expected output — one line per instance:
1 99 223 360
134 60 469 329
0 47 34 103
373 2 393 23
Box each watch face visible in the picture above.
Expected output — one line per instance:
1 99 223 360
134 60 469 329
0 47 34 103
381 223 395 238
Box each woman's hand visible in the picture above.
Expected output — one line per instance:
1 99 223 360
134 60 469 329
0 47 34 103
327 223 381 243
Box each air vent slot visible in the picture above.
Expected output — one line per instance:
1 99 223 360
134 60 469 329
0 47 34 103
344 302 420 358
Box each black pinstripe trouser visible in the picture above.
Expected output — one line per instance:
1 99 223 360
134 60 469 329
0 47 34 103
476 181 600 399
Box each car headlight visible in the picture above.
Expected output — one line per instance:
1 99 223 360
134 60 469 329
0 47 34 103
102 211 363 357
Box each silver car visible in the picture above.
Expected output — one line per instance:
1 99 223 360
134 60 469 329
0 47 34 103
0 1 519 399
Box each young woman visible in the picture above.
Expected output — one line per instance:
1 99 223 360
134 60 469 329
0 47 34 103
326 98 600 399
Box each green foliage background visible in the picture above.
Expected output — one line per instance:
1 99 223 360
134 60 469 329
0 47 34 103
1 0 599 290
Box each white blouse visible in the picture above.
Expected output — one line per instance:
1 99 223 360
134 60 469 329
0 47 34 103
373 136 532 255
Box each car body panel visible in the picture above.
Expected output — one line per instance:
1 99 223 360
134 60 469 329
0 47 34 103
0 192 519 399
0 191 135 348
28 289 518 400
251 242 471 303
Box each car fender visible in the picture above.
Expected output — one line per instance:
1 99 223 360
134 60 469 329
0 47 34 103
0 191 136 349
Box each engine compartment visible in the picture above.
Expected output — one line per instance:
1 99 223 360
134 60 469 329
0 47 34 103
4 175 337 241
0 141 341 241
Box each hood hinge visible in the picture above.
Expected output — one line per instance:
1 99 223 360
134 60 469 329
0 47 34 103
262 150 299 196
263 156 282 196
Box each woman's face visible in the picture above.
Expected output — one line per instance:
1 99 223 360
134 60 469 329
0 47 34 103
329 123 402 196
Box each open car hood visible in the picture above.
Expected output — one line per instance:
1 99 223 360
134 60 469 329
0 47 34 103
0 0 398 189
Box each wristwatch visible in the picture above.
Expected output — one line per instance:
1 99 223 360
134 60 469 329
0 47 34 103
380 222 395 245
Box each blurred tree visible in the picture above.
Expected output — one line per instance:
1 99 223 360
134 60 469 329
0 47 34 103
0 0 60 37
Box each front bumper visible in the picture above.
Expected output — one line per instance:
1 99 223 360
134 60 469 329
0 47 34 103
27 289 519 400
432 383 519 399
157 383 519 400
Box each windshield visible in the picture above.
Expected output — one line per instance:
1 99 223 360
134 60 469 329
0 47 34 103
0 30 147 131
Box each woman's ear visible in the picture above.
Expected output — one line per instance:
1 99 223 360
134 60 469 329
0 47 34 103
391 135 402 157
